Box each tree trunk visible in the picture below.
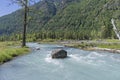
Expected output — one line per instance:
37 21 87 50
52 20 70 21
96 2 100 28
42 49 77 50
22 0 28 47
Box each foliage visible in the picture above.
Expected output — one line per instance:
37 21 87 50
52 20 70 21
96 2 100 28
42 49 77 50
0 0 120 40
0 42 29 64
97 43 120 49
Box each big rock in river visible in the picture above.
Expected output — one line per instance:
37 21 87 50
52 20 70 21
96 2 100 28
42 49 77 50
51 49 67 58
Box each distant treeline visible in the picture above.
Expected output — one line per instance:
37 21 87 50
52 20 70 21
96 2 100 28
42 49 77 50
0 29 117 41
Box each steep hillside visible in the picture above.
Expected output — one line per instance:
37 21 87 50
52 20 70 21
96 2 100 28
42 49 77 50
0 0 120 40
44 0 120 39
0 0 75 34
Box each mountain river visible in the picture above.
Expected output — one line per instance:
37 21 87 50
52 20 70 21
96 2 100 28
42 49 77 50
0 43 120 80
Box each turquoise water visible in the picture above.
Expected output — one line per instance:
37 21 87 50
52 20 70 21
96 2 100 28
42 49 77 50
0 43 120 80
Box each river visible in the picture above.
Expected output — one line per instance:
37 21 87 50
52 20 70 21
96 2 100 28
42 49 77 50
0 43 120 80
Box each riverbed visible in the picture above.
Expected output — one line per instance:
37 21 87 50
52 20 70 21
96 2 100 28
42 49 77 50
0 43 120 80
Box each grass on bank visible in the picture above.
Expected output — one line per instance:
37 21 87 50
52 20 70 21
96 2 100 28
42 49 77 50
68 43 120 50
37 39 120 50
0 42 29 64
103 39 120 43
91 39 120 49
98 43 120 49
62 39 120 50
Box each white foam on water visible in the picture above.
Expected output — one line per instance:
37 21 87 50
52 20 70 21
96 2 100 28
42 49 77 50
87 52 106 59
68 52 106 65
69 54 96 65
44 54 63 68
69 54 80 61
86 52 106 65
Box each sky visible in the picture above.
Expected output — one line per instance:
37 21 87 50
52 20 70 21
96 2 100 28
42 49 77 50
0 0 20 17
0 0 40 17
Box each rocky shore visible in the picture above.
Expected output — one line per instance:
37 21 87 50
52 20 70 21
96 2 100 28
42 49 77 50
92 47 120 54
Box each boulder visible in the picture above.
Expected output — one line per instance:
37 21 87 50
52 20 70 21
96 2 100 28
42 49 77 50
51 49 67 58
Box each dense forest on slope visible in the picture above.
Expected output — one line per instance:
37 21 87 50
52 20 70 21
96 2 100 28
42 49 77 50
0 0 120 41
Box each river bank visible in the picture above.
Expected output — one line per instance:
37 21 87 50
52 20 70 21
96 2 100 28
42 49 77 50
62 40 120 54
90 47 120 53
1 39 119 65
38 39 120 53
0 42 29 65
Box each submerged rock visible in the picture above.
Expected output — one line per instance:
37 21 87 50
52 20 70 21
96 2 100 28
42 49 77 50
51 49 67 59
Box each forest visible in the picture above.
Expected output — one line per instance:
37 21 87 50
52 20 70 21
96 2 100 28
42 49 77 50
0 0 120 41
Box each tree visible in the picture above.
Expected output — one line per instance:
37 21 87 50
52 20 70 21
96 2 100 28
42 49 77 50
22 0 28 47
10 0 35 47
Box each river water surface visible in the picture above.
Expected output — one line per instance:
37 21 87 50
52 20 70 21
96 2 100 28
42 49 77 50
0 43 120 80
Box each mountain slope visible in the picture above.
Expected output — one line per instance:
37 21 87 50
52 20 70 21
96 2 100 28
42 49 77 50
0 0 120 40
0 0 76 34
44 0 120 39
